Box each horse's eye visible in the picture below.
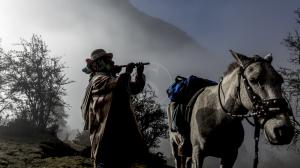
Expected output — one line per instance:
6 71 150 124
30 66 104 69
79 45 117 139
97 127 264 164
249 78 258 83
278 75 284 84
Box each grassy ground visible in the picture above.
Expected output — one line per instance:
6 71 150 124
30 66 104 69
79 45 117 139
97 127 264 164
0 136 93 168
0 135 173 168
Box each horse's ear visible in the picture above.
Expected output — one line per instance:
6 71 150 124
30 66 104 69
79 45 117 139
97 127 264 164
229 50 251 68
264 53 273 63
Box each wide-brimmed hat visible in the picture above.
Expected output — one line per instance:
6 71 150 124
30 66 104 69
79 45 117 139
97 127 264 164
90 49 113 61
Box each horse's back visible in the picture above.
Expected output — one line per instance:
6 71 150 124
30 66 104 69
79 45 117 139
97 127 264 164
189 86 245 155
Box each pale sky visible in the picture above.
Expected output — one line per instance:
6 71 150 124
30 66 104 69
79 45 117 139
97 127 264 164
0 0 300 167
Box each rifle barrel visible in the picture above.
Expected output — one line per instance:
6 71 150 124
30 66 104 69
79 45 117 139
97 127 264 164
118 62 150 68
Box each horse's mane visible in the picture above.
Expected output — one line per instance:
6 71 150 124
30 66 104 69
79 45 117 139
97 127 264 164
223 56 268 77
223 62 239 76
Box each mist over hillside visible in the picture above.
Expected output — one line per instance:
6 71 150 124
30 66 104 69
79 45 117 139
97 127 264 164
1 0 299 167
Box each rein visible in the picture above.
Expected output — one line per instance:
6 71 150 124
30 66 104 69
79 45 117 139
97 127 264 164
218 73 288 119
218 69 261 168
217 58 292 168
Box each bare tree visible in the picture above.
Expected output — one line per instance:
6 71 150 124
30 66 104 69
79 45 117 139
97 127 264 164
284 9 300 64
3 35 73 130
0 43 13 124
0 44 5 120
280 8 300 143
132 84 168 149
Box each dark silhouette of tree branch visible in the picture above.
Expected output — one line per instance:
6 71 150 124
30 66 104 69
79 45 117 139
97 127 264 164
1 34 73 130
131 84 168 149
280 8 300 147
0 43 14 122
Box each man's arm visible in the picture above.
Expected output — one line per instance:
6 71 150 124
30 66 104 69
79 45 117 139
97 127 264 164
129 73 145 95
129 63 145 95
92 63 145 95
92 73 131 94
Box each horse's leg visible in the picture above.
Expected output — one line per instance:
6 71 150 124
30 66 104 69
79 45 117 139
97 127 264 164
171 139 181 168
219 150 238 168
169 104 182 168
174 145 191 168
180 156 192 168
180 156 187 168
177 155 193 168
186 157 192 168
191 145 204 168
175 153 182 168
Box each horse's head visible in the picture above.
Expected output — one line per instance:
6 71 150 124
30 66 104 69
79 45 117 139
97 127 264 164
230 50 294 145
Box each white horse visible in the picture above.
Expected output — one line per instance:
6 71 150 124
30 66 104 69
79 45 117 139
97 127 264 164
167 50 295 168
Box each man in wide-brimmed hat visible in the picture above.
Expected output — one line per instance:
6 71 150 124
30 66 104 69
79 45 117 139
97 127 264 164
81 49 147 168
82 49 116 76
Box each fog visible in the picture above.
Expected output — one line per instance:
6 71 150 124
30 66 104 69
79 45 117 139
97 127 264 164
0 0 300 167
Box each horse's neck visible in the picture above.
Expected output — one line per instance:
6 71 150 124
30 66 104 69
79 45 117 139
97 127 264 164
220 68 246 115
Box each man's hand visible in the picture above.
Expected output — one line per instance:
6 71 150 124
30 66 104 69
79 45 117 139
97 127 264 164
112 65 122 74
136 62 144 75
126 63 135 74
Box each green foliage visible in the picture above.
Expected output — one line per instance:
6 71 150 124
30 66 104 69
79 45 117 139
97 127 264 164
132 84 168 149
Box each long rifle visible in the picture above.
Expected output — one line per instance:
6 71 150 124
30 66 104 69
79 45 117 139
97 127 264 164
117 62 150 68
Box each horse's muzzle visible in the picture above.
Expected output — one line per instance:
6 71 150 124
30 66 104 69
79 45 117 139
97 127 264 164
264 123 294 145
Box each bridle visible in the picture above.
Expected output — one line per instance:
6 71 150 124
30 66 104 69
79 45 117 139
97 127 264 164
217 57 292 168
218 57 291 121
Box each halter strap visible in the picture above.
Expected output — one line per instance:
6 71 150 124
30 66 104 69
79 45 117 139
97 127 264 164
219 59 291 120
218 57 292 168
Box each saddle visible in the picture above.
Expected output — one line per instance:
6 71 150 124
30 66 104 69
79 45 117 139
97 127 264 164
169 76 217 133
168 76 217 157
171 88 206 132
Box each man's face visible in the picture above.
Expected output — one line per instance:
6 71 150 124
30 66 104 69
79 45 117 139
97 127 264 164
100 56 114 71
